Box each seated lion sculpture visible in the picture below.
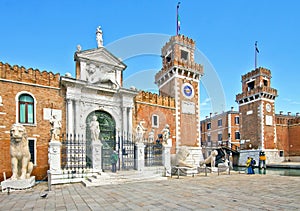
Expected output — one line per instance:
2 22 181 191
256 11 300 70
10 123 33 180
171 146 194 168
199 149 218 167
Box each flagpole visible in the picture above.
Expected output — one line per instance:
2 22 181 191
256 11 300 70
255 41 258 69
177 2 180 35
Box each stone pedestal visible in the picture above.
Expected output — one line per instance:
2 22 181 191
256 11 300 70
163 145 172 176
1 176 35 191
91 141 102 172
135 143 145 171
48 140 62 174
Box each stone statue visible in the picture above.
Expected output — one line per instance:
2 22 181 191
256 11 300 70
77 44 82 52
135 122 145 143
148 129 154 143
10 124 33 180
171 146 194 167
96 26 103 47
199 149 218 167
162 124 170 145
49 114 61 141
90 115 100 142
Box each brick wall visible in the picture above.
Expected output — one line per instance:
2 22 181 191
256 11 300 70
0 62 65 181
134 91 176 153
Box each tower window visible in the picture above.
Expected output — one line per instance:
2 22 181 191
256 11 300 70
181 50 189 60
166 53 171 63
263 79 268 86
247 81 255 91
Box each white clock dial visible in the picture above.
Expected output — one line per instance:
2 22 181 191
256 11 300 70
266 103 271 112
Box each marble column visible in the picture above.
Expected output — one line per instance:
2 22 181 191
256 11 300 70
67 99 73 135
128 107 133 135
122 107 127 133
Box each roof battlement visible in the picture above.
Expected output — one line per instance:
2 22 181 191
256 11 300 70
0 62 60 87
135 91 175 108
242 67 271 81
162 34 195 53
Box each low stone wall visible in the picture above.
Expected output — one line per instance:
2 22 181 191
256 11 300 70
238 149 284 166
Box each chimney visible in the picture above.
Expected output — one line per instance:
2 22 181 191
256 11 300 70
279 111 283 115
296 113 299 117
288 112 291 116
231 106 234 111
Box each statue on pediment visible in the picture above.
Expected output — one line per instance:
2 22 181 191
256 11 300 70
96 26 103 47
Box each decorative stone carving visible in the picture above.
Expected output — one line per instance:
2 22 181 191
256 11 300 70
89 115 100 142
49 114 61 141
86 64 119 88
148 129 155 143
135 121 145 143
199 149 218 167
162 124 171 146
48 141 62 172
9 124 33 180
171 146 194 168
96 26 103 47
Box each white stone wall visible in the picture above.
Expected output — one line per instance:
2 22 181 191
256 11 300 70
239 149 284 166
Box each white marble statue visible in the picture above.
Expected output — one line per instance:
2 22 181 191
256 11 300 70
148 129 154 143
135 122 145 143
162 124 170 145
10 124 33 180
90 115 100 142
49 114 62 141
96 26 103 47
199 149 218 167
77 44 82 52
171 146 194 168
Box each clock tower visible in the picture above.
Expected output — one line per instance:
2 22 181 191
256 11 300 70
236 67 278 150
155 35 204 149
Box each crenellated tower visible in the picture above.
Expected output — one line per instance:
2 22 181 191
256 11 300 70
236 67 278 150
155 35 204 149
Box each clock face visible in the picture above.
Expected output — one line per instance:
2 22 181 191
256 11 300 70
266 103 272 112
182 83 194 99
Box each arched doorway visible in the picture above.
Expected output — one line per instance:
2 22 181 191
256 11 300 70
86 110 116 171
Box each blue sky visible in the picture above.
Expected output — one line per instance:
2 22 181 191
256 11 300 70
1 0 300 119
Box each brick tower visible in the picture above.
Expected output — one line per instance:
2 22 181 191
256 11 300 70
236 67 278 150
155 35 204 149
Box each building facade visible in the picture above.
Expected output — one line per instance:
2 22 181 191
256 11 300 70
0 33 205 181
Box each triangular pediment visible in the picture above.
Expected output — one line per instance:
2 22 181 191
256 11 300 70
75 47 126 70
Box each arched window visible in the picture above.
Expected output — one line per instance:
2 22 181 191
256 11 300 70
19 94 34 124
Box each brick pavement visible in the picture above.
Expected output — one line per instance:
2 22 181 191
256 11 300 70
0 173 300 210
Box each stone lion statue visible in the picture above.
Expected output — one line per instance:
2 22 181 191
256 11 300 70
171 146 194 167
10 123 33 180
199 149 218 167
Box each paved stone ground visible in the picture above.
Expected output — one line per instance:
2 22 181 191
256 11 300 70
1 173 300 210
